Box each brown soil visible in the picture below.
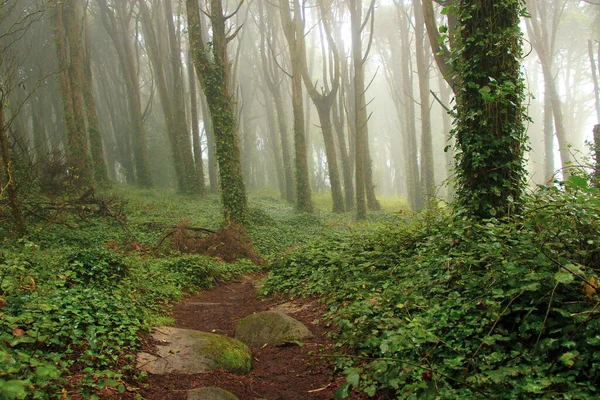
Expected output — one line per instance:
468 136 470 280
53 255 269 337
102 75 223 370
138 274 365 400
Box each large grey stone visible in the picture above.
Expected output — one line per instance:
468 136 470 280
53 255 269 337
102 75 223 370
234 311 313 347
187 387 238 400
137 326 251 375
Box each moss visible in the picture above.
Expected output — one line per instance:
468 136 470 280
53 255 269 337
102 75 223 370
202 334 252 375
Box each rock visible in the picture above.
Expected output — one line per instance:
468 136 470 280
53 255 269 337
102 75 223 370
187 387 238 400
272 301 313 314
137 326 251 375
234 311 314 347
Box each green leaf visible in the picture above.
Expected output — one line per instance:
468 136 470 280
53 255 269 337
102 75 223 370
334 382 351 399
554 270 574 285
0 380 30 400
346 369 360 387
559 352 576 367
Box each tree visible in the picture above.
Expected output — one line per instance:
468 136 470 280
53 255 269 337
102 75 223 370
412 0 435 204
526 0 572 180
296 0 345 212
186 0 248 224
453 0 528 218
82 7 109 186
96 0 153 187
256 0 294 202
138 0 202 194
54 0 94 191
278 0 313 213
348 0 380 219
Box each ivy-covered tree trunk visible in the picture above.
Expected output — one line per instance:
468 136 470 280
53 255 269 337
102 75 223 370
453 0 527 218
187 0 248 224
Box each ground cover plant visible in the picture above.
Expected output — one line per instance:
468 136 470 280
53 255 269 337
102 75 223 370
0 186 333 399
265 174 600 399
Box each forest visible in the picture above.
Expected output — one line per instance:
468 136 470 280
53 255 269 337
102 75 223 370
0 0 599 398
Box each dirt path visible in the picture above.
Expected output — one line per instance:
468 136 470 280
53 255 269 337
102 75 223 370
139 275 359 400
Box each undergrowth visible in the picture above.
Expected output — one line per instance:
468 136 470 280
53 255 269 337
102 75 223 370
265 174 600 399
0 186 319 399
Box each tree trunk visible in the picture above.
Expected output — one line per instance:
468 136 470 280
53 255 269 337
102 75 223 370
97 0 152 187
55 0 93 191
82 9 109 186
278 0 313 213
589 40 600 124
187 0 248 224
413 0 435 204
0 102 25 236
187 50 206 194
454 0 527 218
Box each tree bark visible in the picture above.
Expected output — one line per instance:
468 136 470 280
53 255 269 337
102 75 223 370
278 0 313 213
82 8 109 186
413 0 435 204
187 0 248 224
97 0 152 187
0 102 25 236
55 0 93 191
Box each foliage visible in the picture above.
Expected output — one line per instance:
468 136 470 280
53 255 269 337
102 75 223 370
451 0 529 219
0 186 277 399
265 173 600 398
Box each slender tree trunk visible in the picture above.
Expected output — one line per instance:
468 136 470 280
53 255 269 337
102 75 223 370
55 0 93 191
589 40 600 124
278 0 313 213
332 93 354 210
594 125 600 188
413 0 435 203
187 50 206 193
199 92 219 193
97 0 152 187
400 13 422 211
82 10 109 186
0 102 25 236
263 91 286 198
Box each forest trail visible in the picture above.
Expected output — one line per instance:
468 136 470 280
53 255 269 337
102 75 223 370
139 275 359 400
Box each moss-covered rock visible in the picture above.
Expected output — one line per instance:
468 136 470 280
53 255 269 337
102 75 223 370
234 311 313 347
137 327 251 375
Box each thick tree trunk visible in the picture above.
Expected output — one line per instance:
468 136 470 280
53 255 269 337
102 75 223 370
187 0 248 224
454 0 527 218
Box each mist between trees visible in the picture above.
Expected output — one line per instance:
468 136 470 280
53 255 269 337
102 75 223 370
0 0 599 227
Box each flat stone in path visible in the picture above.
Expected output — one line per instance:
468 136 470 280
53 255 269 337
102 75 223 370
137 326 251 375
187 387 238 400
234 311 314 347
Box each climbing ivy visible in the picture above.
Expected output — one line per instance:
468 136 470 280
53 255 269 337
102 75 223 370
451 0 529 219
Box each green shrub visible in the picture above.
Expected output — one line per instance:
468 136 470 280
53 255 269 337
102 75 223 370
266 175 600 398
